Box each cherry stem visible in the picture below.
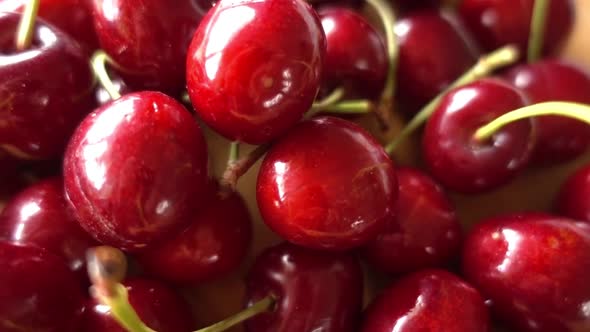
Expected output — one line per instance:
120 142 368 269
527 0 549 63
91 50 122 100
194 296 275 332
307 99 372 119
311 87 345 109
474 102 590 142
15 0 40 51
220 143 270 190
228 141 240 164
384 44 520 155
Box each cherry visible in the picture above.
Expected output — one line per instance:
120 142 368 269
555 164 590 223
91 0 205 93
395 9 478 114
361 269 490 332
63 91 209 252
422 78 533 193
0 240 85 331
504 60 590 164
186 0 326 144
0 12 94 160
363 167 462 275
257 116 397 251
95 70 132 106
245 242 363 332
137 184 252 284
462 212 590 331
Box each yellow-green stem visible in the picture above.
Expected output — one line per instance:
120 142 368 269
91 50 122 100
527 0 550 62
15 0 40 51
311 88 345 110
195 296 275 332
228 141 240 164
100 284 157 332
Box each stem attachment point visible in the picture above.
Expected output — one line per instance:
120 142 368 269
15 0 40 51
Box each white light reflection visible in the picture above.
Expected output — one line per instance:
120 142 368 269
322 18 335 35
274 162 288 201
101 0 120 21
393 295 425 332
446 88 478 114
496 229 522 273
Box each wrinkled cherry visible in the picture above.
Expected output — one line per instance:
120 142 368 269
555 164 590 223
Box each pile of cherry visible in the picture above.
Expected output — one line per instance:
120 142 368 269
1 0 590 331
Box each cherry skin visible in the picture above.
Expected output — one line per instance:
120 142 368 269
63 91 209 252
395 9 478 114
0 241 85 332
361 269 490 332
458 0 573 56
555 164 590 223
137 184 252 284
462 213 590 332
0 12 94 160
363 167 462 275
318 6 387 98
186 0 326 144
504 60 590 164
422 78 534 193
256 116 397 251
84 278 194 332
245 242 363 332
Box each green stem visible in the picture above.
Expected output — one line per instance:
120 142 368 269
311 88 345 110
527 0 550 62
221 143 270 190
384 44 520 155
306 99 372 119
195 296 275 332
228 141 240 164
91 50 122 100
15 0 40 51
474 102 590 142
102 284 157 332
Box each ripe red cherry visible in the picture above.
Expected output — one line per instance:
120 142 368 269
555 164 590 223
186 0 326 144
363 167 462 275
84 278 194 332
63 91 209 252
0 12 94 160
462 213 590 332
245 242 363 332
422 78 533 193
137 184 252 284
0 241 85 332
504 60 590 164
257 116 397 250
395 10 478 114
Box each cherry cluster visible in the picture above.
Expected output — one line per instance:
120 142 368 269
0 0 589 331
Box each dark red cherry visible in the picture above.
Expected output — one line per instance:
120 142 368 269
91 0 205 93
504 60 590 164
0 241 85 332
63 91 209 252
245 242 363 332
257 116 397 250
84 278 194 332
186 0 326 144
395 10 478 114
0 12 94 160
363 167 462 275
318 6 387 98
555 164 590 223
458 0 573 56
463 213 590 331
361 269 490 332
0 177 97 280
423 78 533 193
137 185 252 284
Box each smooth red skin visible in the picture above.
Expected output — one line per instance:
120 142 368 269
0 241 85 332
91 0 205 93
63 91 208 252
319 7 387 98
504 60 590 165
363 167 462 275
462 213 590 331
423 79 533 193
84 278 194 332
257 116 397 250
395 10 478 114
361 270 490 332
0 12 94 160
458 0 573 55
245 242 363 332
187 0 326 144
137 188 252 284
555 164 590 223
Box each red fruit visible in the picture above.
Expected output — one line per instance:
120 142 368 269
556 164 590 223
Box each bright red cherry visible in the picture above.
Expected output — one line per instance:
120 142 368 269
0 241 85 332
84 278 194 332
555 164 590 223
423 78 534 193
504 60 590 164
245 242 363 332
363 167 462 275
257 116 397 250
462 213 590 332
361 269 490 332
0 12 94 160
63 91 209 252
186 0 326 144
